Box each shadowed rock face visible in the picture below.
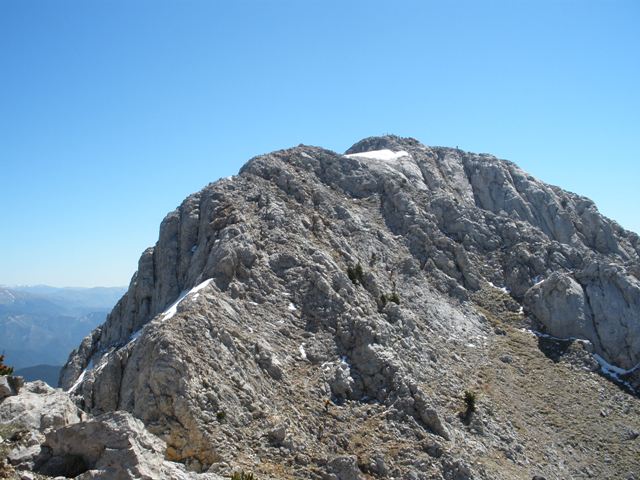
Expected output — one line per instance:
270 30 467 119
56 135 640 478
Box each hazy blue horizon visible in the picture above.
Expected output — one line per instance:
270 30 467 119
2 1 638 287
1 284 128 290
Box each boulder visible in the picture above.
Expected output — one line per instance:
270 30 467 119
0 376 23 400
36 411 224 479
525 263 640 370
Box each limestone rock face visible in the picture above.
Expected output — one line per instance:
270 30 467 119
525 262 640 369
0 381 83 434
0 376 22 400
0 381 84 472
55 135 640 479
36 411 224 479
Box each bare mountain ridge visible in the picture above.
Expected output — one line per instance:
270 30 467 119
63 135 640 382
2 136 639 479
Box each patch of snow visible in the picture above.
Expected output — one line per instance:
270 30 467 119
190 245 197 253
524 328 592 345
532 275 544 286
594 354 640 392
68 369 86 393
340 355 351 367
299 343 307 360
248 301 259 306
487 281 509 294
288 302 297 311
345 149 410 161
525 329 639 391
93 359 109 376
161 278 213 322
594 354 640 376
127 328 143 345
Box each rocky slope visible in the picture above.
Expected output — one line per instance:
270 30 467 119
3 135 639 479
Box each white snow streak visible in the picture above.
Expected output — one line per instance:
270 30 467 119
299 344 307 360
161 278 213 322
487 281 509 294
288 302 297 311
345 149 410 161
526 329 638 392
69 369 86 393
593 355 640 393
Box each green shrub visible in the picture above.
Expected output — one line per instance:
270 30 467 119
379 292 400 310
347 263 364 285
464 390 477 414
230 472 256 480
379 294 387 308
0 355 13 376
216 410 226 422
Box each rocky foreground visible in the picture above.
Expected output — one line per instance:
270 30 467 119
2 136 639 479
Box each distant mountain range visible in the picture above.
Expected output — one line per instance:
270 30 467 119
0 285 125 384
14 364 62 387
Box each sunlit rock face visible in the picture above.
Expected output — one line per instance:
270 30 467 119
54 136 640 479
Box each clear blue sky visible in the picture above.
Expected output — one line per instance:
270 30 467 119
1 1 638 287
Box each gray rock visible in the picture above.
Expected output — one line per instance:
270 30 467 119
413 392 451 440
268 423 287 446
0 381 83 433
329 362 355 400
500 354 513 364
0 376 23 400
36 411 224 479
328 455 362 480
525 263 640 369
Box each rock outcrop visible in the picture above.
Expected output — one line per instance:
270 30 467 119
0 382 224 479
36 411 224 479
0 376 22 401
525 263 640 370
46 135 640 479
0 380 84 474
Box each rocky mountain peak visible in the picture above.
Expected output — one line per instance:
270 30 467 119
4 136 638 479
344 134 422 155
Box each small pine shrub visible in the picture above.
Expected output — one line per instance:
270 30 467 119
379 294 387 308
379 292 400 310
347 263 365 285
216 410 226 422
0 355 13 376
464 390 477 414
230 472 256 480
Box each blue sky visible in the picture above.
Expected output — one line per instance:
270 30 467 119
1 1 638 287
